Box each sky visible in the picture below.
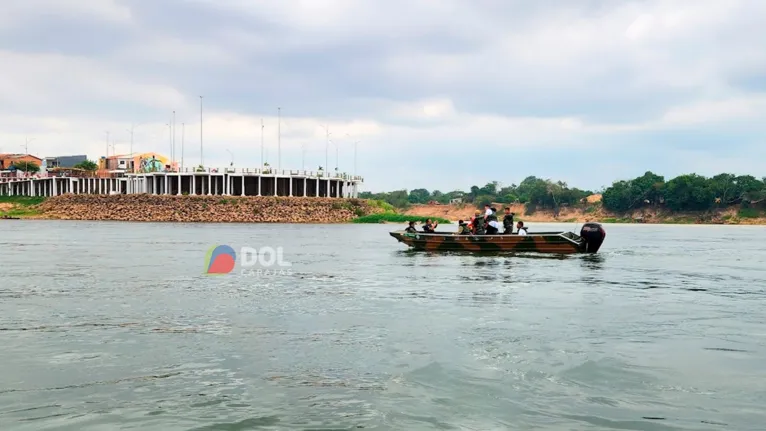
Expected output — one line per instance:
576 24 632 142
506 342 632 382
0 0 764 193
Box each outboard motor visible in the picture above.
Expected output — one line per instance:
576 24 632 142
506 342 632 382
580 223 606 253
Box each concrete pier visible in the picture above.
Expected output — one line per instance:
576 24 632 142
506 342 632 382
0 168 363 198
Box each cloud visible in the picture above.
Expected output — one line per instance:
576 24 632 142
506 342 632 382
1 0 765 192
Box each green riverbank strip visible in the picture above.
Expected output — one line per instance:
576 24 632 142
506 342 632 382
353 213 452 224
0 196 45 217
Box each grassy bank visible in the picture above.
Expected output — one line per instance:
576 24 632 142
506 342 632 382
0 196 46 218
353 213 451 224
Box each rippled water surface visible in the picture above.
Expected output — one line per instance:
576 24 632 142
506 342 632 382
1 221 766 430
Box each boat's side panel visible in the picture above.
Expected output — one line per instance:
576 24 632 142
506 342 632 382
391 232 581 254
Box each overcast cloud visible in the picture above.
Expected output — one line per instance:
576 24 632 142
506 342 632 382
0 0 764 192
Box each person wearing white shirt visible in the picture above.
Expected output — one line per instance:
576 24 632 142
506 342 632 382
516 221 528 235
484 204 492 218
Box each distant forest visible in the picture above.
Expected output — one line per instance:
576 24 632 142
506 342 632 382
359 173 766 213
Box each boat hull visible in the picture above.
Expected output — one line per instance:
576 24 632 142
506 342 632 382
389 230 596 254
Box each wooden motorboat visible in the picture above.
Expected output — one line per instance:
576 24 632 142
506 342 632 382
390 222 606 254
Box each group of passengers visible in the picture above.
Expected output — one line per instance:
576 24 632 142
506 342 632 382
404 205 528 236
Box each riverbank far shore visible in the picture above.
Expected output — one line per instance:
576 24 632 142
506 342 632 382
402 203 766 225
25 194 385 223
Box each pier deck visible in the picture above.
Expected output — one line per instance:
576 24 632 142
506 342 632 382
0 168 363 198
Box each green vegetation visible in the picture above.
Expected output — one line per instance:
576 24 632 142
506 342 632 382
359 176 592 211
0 196 46 218
0 196 46 205
73 160 98 171
738 208 762 219
602 171 766 213
366 199 396 213
360 172 766 219
600 217 634 223
12 161 40 173
353 213 451 224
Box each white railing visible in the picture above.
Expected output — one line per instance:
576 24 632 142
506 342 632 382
1 168 364 183
128 167 363 181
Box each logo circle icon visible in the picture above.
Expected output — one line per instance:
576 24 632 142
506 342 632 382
205 245 237 274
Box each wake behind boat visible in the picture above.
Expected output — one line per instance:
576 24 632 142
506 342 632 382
390 222 606 254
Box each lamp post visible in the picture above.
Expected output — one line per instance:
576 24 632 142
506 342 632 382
126 125 134 172
200 96 204 167
353 141 359 177
21 137 35 173
165 122 171 163
277 107 281 172
105 131 109 169
24 137 34 155
322 124 331 176
260 118 264 170
331 139 338 173
172 110 176 166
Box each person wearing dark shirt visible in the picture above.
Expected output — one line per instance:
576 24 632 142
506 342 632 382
486 207 499 234
422 218 438 233
457 220 471 234
502 207 515 234
404 221 417 233
473 210 486 235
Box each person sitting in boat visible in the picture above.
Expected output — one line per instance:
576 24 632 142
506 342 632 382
516 221 528 235
503 207 515 234
404 220 417 233
486 207 500 234
456 220 471 235
472 210 486 235
422 218 438 233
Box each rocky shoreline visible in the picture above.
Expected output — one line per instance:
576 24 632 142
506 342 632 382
34 195 384 223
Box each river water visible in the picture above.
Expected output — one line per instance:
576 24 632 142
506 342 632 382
1 221 765 430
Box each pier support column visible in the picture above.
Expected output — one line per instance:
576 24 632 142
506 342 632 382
177 175 181 195
315 179 319 197
257 176 261 196
274 177 277 196
303 178 307 197
191 175 196 195
207 175 212 195
52 178 57 196
241 176 245 196
289 178 293 197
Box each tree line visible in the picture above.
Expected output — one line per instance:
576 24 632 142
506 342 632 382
360 172 766 213
359 176 593 212
601 172 766 212
6 160 98 173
